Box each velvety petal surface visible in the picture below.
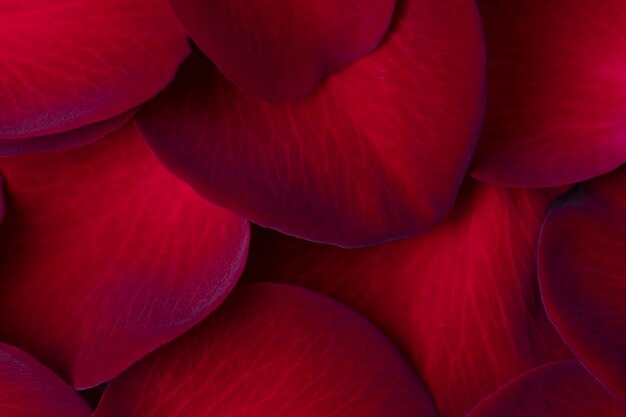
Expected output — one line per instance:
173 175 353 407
243 180 571 417
168 0 395 102
467 361 626 417
136 0 485 247
472 0 626 187
95 284 438 417
0 342 91 417
0 0 189 139
0 124 250 389
539 165 626 402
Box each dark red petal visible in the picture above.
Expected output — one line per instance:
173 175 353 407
0 342 91 417
0 0 189 139
471 1 626 187
539 166 626 402
243 180 571 417
94 284 438 417
167 0 395 102
136 0 485 247
0 124 250 389
467 361 626 417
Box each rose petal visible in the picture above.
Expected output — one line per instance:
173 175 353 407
167 0 395 102
471 0 626 187
243 180 571 417
136 0 485 247
467 361 626 417
539 166 626 402
94 284 438 417
0 123 250 389
0 0 189 139
0 342 91 417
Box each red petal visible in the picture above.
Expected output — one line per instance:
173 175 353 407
136 0 485 247
94 284 438 417
167 0 395 102
243 180 571 417
0 0 189 139
0 342 92 417
467 361 626 417
0 124 250 389
539 166 626 402
471 1 626 187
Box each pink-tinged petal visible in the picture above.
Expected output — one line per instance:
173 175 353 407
467 361 626 417
136 0 486 248
539 166 626 402
0 123 250 389
94 284 438 417
243 180 572 417
0 342 91 417
472 1 626 187
0 0 189 140
167 0 395 102
0 109 135 157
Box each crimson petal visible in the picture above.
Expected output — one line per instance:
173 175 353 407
0 0 189 140
94 284 438 417
168 0 395 102
0 342 91 417
539 166 626 402
0 124 250 389
472 0 626 187
136 0 485 247
243 180 571 417
467 361 626 417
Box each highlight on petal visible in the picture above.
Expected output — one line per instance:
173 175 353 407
0 123 250 389
467 361 626 417
94 284 438 417
168 0 395 102
539 166 626 402
472 0 626 187
136 0 486 247
0 342 92 417
243 180 571 417
0 0 189 140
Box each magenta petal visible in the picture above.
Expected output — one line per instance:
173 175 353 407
94 284 438 417
467 361 626 417
167 0 395 102
136 0 485 247
471 0 626 187
0 124 250 389
539 166 626 402
0 342 92 417
0 0 189 139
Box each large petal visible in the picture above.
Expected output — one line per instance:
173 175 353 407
0 0 189 140
472 0 626 187
243 180 571 417
467 361 626 417
168 0 395 102
0 123 250 389
95 284 438 417
539 165 626 402
136 0 485 247
0 342 91 417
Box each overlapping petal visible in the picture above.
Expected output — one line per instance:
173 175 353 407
467 361 626 417
136 0 486 247
0 124 250 389
539 165 626 402
95 283 438 417
472 0 626 187
0 0 189 140
0 342 91 417
243 180 571 417
168 0 395 102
